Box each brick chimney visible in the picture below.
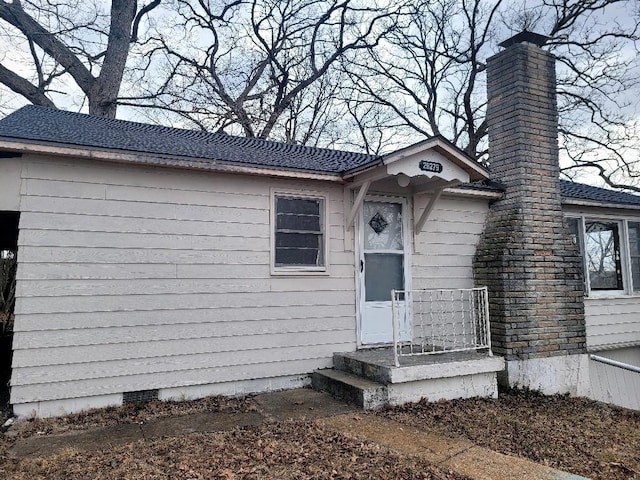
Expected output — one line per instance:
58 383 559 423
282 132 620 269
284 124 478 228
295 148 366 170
474 32 587 393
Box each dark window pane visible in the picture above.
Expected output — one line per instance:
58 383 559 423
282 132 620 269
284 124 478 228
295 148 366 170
276 232 321 248
277 214 321 232
628 222 640 256
364 253 404 301
585 220 623 290
276 197 320 215
633 258 640 292
274 195 324 267
275 247 320 266
629 222 640 291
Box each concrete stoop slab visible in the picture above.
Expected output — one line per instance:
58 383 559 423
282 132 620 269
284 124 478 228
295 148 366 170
319 413 590 480
315 352 505 408
334 351 505 383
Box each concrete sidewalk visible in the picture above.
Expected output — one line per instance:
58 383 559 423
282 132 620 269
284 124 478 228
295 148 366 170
7 388 588 480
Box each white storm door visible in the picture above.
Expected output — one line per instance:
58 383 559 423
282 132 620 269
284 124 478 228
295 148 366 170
360 199 411 344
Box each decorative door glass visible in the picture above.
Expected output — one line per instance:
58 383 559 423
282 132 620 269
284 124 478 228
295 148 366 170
364 202 403 250
363 201 404 301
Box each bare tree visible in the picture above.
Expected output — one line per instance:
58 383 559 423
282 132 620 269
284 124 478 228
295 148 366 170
120 0 400 145
0 0 161 117
345 0 640 189
343 0 502 158
542 1 640 191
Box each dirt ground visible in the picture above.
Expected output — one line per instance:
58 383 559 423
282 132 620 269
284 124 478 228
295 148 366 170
0 397 464 480
0 389 638 479
381 389 640 480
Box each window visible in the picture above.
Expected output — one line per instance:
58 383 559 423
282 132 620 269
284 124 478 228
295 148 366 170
273 193 325 271
567 215 640 295
584 221 622 290
628 222 640 292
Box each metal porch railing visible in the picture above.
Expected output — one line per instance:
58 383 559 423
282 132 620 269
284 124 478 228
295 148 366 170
391 287 492 367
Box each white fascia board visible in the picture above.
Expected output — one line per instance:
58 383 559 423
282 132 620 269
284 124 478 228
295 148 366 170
0 139 345 183
562 197 640 211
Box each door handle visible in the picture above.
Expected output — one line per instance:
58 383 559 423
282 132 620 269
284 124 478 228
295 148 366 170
360 259 364 272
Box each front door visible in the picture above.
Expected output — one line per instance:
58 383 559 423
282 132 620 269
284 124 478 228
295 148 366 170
359 198 411 344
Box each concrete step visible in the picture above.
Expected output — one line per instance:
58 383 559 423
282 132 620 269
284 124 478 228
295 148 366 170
311 369 387 410
333 352 390 383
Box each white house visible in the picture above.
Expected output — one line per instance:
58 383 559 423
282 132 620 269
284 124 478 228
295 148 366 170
0 32 637 417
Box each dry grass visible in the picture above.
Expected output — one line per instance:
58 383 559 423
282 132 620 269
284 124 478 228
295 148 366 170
0 389 638 479
8 395 257 437
381 388 640 480
1 420 464 479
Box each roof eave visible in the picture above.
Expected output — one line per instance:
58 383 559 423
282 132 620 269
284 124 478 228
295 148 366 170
340 157 384 178
562 197 640 211
0 138 345 183
443 186 503 199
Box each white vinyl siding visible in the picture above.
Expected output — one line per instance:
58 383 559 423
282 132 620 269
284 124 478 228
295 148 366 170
412 194 490 290
585 297 640 350
587 347 640 410
11 157 356 407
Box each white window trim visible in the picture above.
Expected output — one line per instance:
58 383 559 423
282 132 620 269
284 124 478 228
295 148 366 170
566 213 640 298
270 188 330 276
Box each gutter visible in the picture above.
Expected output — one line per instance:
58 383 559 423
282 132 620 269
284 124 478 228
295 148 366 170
562 197 640 211
0 139 345 183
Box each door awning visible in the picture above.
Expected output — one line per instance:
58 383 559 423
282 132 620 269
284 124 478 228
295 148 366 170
345 136 489 187
344 136 490 231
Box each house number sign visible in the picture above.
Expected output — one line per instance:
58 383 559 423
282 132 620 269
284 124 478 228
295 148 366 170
419 160 443 173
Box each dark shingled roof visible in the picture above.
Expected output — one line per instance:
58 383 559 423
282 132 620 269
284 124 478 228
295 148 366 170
4 107 640 208
0 105 378 174
560 180 640 206
458 180 640 205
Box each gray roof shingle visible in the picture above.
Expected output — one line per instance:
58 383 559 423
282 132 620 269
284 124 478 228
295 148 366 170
3 106 640 208
0 105 378 174
560 180 640 206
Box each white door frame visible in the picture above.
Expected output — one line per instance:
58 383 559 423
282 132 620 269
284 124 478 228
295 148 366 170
355 194 412 347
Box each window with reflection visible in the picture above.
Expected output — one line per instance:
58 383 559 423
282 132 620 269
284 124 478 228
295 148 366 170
584 220 623 290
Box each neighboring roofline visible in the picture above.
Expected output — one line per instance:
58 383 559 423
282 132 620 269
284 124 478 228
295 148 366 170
0 138 345 183
561 197 640 211
343 136 489 181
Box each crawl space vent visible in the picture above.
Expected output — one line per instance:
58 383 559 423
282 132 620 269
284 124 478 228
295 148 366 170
123 389 159 404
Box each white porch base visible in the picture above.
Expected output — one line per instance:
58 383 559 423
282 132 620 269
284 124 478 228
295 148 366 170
387 371 499 406
498 354 590 396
